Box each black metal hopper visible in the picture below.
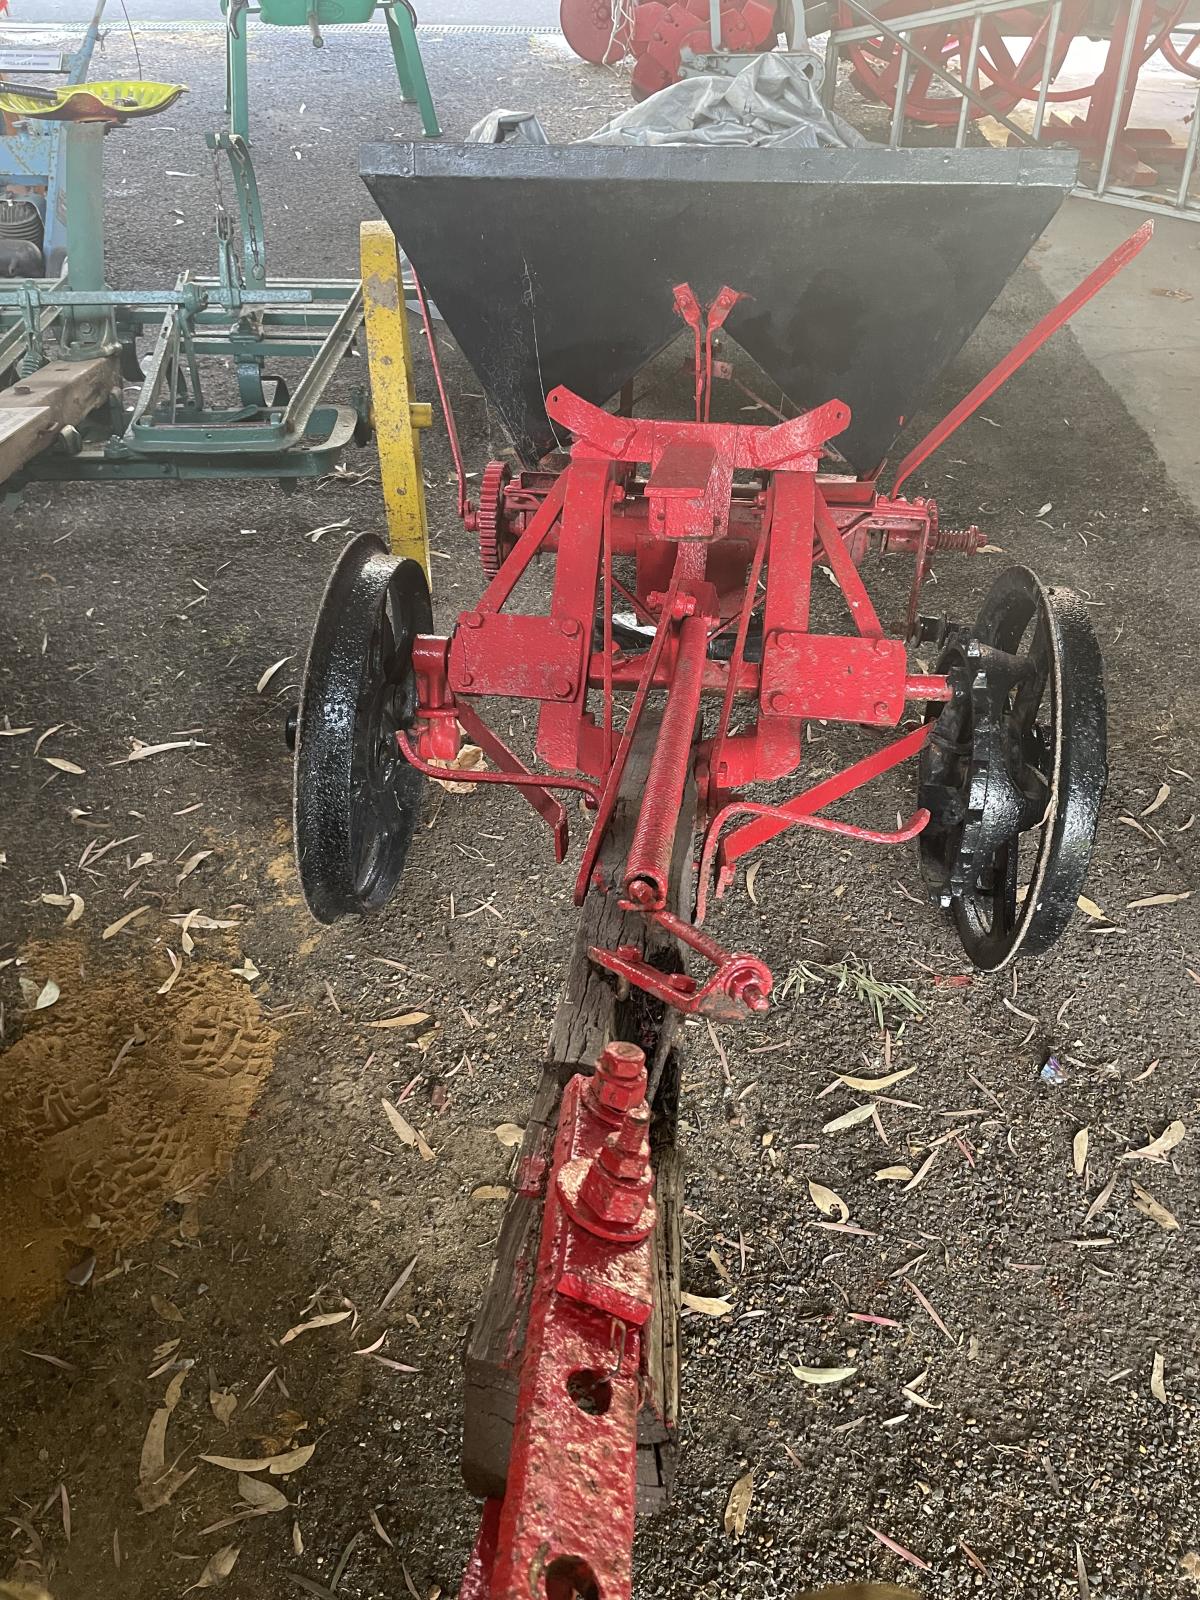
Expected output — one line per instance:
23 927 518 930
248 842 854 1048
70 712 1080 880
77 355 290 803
361 142 1077 474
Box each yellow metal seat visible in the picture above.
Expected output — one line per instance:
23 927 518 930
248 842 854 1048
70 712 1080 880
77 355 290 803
0 81 186 123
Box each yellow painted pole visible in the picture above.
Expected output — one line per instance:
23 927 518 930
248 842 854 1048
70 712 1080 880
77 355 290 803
359 219 433 575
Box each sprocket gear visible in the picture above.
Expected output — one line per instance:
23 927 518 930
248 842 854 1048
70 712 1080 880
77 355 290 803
477 460 512 581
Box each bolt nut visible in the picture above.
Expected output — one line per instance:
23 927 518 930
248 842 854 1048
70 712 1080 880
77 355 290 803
598 1040 645 1081
460 670 474 687
559 618 581 638
553 675 574 699
768 690 789 713
462 611 483 629
874 700 890 718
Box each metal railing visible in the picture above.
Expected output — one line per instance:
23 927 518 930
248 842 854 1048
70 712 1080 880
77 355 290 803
820 0 1200 220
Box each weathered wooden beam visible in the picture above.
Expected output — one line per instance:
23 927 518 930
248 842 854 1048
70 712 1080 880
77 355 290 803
0 358 116 489
461 720 688 1514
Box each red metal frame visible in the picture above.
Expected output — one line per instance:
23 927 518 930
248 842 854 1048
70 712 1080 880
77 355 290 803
409 242 1144 1025
436 241 1146 1600
407 290 958 1021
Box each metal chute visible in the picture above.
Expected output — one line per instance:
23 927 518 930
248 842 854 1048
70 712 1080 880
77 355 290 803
360 141 1077 473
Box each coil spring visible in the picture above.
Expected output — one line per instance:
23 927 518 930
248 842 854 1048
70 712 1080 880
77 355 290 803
932 525 983 553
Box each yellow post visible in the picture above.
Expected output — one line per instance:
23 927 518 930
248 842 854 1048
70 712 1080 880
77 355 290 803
359 219 434 575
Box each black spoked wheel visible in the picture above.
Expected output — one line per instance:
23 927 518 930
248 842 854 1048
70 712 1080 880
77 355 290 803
918 565 1107 972
294 532 433 923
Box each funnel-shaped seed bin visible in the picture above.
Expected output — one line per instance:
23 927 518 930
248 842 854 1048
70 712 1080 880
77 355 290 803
361 142 1076 474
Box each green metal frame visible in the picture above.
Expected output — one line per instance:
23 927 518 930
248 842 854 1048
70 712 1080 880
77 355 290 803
0 0 439 490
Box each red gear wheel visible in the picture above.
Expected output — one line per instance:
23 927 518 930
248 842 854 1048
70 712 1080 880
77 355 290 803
477 460 512 581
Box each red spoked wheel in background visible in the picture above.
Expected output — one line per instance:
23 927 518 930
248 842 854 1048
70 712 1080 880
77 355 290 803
560 0 632 65
840 0 1193 126
628 0 778 98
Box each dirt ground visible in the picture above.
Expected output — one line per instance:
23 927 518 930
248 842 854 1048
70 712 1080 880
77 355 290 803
2 24 1199 1600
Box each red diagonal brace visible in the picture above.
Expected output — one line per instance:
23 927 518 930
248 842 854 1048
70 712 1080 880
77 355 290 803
891 221 1152 495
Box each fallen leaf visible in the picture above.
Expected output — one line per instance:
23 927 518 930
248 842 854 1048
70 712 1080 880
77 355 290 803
902 1150 938 1192
837 1066 915 1092
150 1293 183 1324
1131 1183 1179 1231
822 1103 876 1134
1120 1120 1186 1162
32 978 60 1010
376 1255 418 1314
1036 501 1053 517
723 1468 754 1540
1083 1171 1118 1225
1151 285 1194 301
200 1444 315 1475
367 1011 430 1030
382 1099 435 1161
865 1525 932 1572
256 657 293 694
231 957 260 982
210 1390 238 1427
1151 1350 1167 1404
1076 894 1109 921
874 1165 914 1182
368 1508 393 1548
41 892 84 924
745 861 761 905
237 1475 288 1511
1073 1127 1089 1177
177 850 213 885
1142 783 1171 817
493 1122 524 1147
429 742 485 792
168 913 240 931
471 1185 510 1202
681 1293 734 1318
119 739 210 762
102 905 150 940
163 1368 189 1412
807 1180 849 1222
280 1310 353 1345
138 1408 170 1486
1126 891 1190 909
44 756 85 775
158 949 183 996
305 517 351 543
184 1545 240 1592
790 1363 856 1386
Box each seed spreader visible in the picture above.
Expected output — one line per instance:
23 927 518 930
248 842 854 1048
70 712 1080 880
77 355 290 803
290 142 1143 1598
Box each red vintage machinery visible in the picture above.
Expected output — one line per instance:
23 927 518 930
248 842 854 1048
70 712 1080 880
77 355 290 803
289 143 1143 1596
834 0 1200 184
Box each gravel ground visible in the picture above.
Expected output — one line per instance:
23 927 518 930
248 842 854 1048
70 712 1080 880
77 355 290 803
1 26 1199 1600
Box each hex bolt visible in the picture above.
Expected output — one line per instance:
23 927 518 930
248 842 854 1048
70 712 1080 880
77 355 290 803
462 612 483 629
460 670 474 688
768 691 789 713
559 618 581 638
587 1040 647 1122
578 1102 654 1227
874 700 890 717
553 675 574 699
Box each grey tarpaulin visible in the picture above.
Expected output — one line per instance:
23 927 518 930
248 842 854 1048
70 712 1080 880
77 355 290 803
468 53 869 149
579 53 869 147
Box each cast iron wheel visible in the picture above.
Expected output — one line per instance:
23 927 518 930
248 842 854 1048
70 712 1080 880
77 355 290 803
294 531 432 923
918 565 1106 971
